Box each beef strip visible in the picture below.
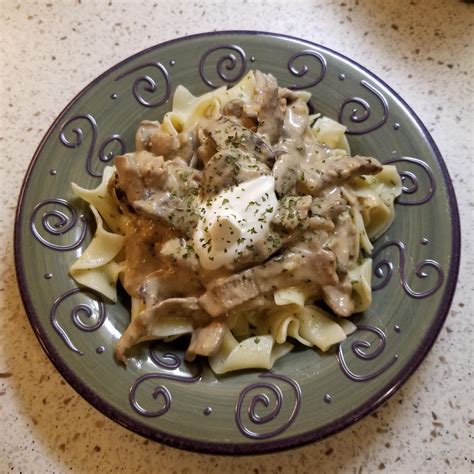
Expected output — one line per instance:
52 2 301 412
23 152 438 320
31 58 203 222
133 191 199 235
272 195 312 230
134 151 166 189
323 210 358 318
196 128 217 165
115 151 202 236
309 190 359 316
116 151 201 202
202 116 275 167
297 154 383 196
223 99 258 130
254 71 285 145
310 187 349 221
135 120 195 163
305 186 349 231
322 276 354 317
200 148 270 197
135 121 169 153
138 267 204 308
115 153 146 203
154 159 201 195
184 319 226 361
121 216 176 297
198 248 338 317
115 297 209 363
326 210 358 272
286 199 359 317
228 293 275 317
272 98 313 195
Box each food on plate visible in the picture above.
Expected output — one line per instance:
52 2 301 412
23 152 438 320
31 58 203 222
70 70 401 373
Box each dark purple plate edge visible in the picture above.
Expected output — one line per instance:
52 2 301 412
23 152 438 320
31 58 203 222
13 30 461 456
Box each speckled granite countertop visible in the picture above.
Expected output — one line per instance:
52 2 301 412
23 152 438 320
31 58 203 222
0 0 472 472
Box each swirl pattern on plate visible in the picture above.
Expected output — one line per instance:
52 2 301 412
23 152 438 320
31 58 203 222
149 343 182 370
115 61 171 107
337 80 389 135
199 44 248 88
30 198 87 251
337 325 398 382
59 114 126 177
385 156 436 205
287 50 327 89
235 372 301 439
372 240 444 297
129 366 202 418
50 288 106 355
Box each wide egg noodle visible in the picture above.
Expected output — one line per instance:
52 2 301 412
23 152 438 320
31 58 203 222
348 258 373 313
217 70 257 105
69 206 125 302
312 116 351 154
258 304 347 352
227 311 251 338
172 85 226 131
171 71 258 132
136 313 194 341
295 305 347 352
352 202 373 254
262 304 314 347
209 328 293 375
71 165 128 235
337 317 357 336
273 286 308 307
351 165 402 240
160 110 186 135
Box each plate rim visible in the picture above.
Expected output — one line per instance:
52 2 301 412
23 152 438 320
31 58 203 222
14 30 461 455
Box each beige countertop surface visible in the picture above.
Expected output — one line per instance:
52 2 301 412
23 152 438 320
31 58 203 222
0 0 472 472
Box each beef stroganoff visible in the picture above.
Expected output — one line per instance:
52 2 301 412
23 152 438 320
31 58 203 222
70 71 401 374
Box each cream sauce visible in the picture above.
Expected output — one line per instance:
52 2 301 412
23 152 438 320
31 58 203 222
114 70 385 360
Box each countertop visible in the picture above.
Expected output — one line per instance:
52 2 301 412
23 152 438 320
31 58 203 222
0 0 472 472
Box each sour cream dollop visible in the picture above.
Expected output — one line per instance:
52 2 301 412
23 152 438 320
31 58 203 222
194 176 278 270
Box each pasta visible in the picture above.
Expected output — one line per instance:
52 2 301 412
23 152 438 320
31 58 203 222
69 206 124 302
209 329 293 375
69 70 401 373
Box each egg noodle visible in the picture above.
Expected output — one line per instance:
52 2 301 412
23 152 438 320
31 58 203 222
70 71 401 373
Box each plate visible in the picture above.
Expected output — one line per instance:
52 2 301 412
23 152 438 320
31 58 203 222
14 31 460 454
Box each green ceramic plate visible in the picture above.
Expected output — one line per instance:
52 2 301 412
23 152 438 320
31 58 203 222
14 32 460 454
